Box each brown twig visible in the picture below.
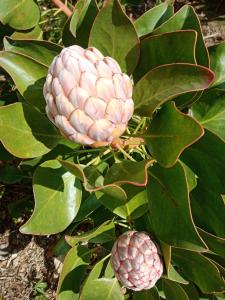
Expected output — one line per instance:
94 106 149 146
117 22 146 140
51 0 72 17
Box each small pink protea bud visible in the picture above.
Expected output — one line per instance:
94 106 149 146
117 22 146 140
43 45 134 147
111 231 163 291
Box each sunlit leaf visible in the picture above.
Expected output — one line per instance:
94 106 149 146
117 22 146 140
0 103 59 158
89 0 139 74
0 0 40 30
57 245 91 300
133 63 214 116
145 102 203 167
0 51 47 111
20 160 82 235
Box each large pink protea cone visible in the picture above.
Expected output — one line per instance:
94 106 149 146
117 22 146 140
111 231 163 291
43 45 134 147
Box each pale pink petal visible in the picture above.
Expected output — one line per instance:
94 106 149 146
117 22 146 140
84 97 106 119
118 246 128 261
78 57 97 75
105 98 123 124
52 78 64 97
54 115 76 136
45 93 58 117
122 73 133 98
45 106 55 124
69 132 94 145
49 56 57 75
84 49 99 64
104 57 121 73
95 60 113 78
128 246 138 260
58 69 76 96
88 119 114 141
96 77 115 101
88 47 104 60
53 56 64 75
69 109 93 134
68 46 84 60
61 49 71 65
68 86 89 109
64 56 81 83
113 74 127 99
80 72 97 96
44 74 53 95
55 94 74 118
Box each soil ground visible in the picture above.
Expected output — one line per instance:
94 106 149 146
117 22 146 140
0 0 225 299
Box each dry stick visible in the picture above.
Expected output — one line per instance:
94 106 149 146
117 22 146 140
51 0 72 17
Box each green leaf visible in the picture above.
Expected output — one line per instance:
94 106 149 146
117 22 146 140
0 165 23 184
104 160 152 186
160 243 189 285
172 248 225 293
134 3 171 37
59 160 127 201
97 187 148 219
133 63 214 116
191 181 225 238
80 278 124 300
4 37 62 67
181 130 225 194
65 220 115 246
182 284 199 300
0 51 47 112
0 0 40 30
64 0 98 48
0 103 59 158
152 5 209 67
209 41 225 87
62 0 98 48
145 102 203 167
192 89 225 141
174 90 203 109
80 255 112 299
162 279 189 300
133 287 160 300
57 245 91 300
148 162 207 251
198 228 225 260
181 162 197 192
166 265 189 284
89 0 139 74
20 160 82 235
10 25 43 40
74 194 101 222
133 30 197 82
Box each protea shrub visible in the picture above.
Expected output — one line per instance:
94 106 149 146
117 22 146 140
0 0 225 299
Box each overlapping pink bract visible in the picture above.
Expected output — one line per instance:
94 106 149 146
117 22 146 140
111 231 163 291
43 46 134 147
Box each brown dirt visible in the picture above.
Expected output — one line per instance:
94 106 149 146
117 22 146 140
0 184 61 300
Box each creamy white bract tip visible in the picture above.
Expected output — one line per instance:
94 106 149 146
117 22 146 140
43 45 134 147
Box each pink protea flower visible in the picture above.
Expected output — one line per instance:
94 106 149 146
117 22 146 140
111 231 163 291
43 45 134 147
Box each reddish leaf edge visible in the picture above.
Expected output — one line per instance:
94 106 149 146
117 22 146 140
58 159 155 200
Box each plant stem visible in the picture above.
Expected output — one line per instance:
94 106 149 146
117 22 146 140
51 0 72 17
117 145 136 161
